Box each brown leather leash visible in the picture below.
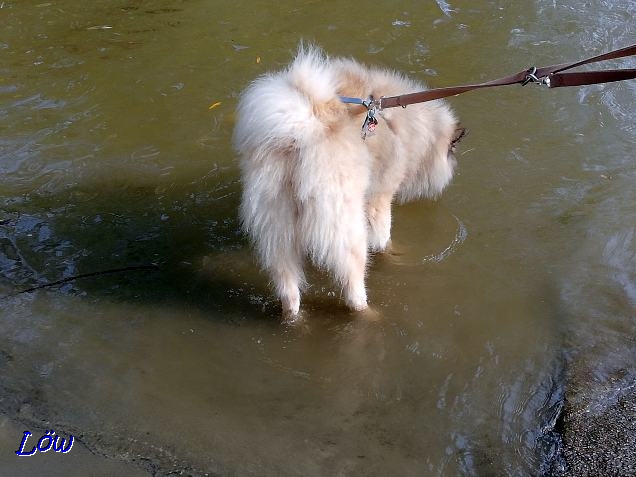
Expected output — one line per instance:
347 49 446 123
378 43 636 109
340 43 636 137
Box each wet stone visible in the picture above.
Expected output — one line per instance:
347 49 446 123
551 384 636 476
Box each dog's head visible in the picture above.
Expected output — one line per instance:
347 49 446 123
449 126 467 156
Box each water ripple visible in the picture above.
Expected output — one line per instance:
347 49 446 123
421 215 467 264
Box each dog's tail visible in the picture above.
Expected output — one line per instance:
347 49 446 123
233 44 345 154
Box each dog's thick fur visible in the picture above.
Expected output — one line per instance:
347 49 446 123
233 46 463 317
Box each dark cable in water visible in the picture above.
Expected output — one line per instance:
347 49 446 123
2 265 160 298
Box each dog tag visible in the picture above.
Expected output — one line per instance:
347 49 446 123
361 109 378 139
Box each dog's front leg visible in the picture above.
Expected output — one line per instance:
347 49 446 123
342 242 368 311
367 192 393 252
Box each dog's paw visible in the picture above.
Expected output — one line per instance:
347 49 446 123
368 217 391 252
345 291 368 312
281 292 301 317
282 308 305 325
370 237 394 254
369 234 391 253
354 305 381 321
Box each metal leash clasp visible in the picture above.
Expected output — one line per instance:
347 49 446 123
522 66 549 86
361 96 380 139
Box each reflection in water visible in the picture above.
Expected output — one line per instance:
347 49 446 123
1 0 635 475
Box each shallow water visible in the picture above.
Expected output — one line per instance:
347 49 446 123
1 0 635 475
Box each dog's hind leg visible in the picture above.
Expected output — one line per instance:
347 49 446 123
331 201 369 311
239 157 305 316
255 218 304 317
271 249 303 317
296 147 371 312
303 200 369 311
258 208 304 316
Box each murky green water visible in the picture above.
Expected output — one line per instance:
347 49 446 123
1 0 635 475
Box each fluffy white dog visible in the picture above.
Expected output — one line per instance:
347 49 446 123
233 45 464 317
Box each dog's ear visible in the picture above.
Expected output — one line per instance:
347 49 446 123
449 126 467 153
